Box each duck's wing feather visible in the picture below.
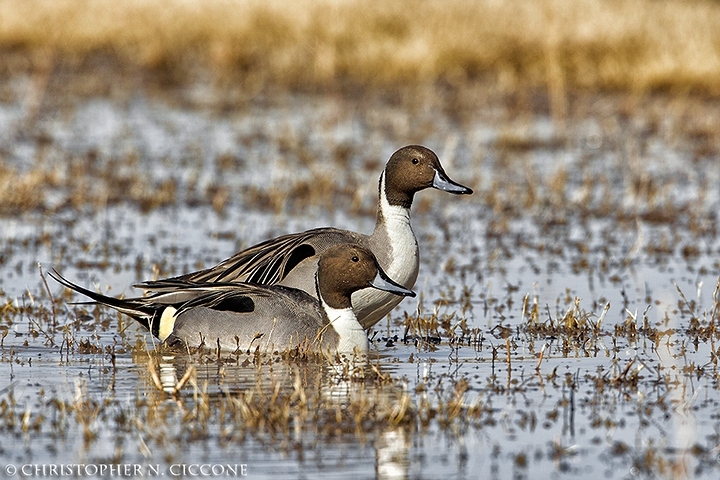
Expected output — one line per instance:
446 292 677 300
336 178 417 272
136 227 366 291
172 283 276 316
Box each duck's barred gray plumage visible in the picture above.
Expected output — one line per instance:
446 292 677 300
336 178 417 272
137 145 472 329
50 245 415 355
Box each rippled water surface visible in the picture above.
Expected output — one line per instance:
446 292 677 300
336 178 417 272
1 85 720 479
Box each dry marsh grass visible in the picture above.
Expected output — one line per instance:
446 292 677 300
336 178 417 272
0 163 52 214
0 154 177 215
1 0 720 94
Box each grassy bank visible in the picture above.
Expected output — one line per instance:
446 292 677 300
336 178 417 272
1 0 720 94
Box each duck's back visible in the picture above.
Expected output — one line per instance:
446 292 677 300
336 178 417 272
174 228 369 291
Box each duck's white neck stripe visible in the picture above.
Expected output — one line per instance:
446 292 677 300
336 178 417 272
379 170 412 224
378 171 416 273
322 301 369 353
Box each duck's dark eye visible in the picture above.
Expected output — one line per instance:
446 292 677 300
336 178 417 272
351 256 359 262
412 158 419 165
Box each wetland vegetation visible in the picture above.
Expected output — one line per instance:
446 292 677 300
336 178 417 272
2 1 720 479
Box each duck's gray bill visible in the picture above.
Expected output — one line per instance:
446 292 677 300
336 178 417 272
432 170 473 195
369 271 416 297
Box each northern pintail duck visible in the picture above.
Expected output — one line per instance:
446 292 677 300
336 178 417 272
50 245 415 354
137 145 472 330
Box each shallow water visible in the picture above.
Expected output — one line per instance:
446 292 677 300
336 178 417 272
1 86 720 479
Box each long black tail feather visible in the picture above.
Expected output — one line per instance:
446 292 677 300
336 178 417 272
49 270 157 333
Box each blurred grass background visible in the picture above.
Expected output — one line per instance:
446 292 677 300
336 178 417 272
2 0 720 218
1 0 720 95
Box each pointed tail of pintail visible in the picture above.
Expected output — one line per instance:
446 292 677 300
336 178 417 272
48 270 160 335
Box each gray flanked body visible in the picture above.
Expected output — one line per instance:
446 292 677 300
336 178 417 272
137 145 473 330
164 285 335 352
50 245 415 355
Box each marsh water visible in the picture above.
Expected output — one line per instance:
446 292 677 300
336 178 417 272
1 83 720 479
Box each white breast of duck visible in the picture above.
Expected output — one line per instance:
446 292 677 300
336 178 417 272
376 170 419 286
353 171 419 327
322 303 369 354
